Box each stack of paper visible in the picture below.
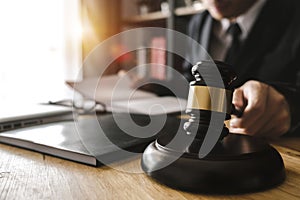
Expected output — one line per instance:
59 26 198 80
71 75 187 115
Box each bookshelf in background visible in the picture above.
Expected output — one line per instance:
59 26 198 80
150 37 167 80
79 0 204 80
122 0 204 24
121 0 204 82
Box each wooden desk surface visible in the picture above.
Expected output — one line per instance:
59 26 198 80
0 138 299 200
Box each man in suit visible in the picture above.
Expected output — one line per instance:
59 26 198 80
184 0 300 137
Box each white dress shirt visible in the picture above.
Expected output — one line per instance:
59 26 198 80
210 0 267 61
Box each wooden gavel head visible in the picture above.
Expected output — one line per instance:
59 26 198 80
184 60 237 141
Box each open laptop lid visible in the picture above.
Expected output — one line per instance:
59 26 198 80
0 104 74 132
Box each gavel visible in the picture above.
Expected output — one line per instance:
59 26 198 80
184 60 236 144
142 60 285 194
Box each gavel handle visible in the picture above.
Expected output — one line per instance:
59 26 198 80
231 104 244 118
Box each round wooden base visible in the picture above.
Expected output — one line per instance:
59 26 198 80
141 134 285 194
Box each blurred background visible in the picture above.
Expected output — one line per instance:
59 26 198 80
0 0 203 104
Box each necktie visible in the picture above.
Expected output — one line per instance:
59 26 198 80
224 23 242 65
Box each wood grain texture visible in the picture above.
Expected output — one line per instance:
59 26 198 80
0 139 299 200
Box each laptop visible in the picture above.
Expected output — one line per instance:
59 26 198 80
0 104 74 132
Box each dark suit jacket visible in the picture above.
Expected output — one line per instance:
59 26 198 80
183 0 300 136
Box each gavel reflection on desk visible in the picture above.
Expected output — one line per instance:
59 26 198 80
142 60 285 194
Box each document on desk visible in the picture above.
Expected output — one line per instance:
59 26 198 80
111 96 187 115
71 75 187 115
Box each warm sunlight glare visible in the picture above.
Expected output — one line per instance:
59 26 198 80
0 0 81 104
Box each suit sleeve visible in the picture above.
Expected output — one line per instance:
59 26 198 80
270 51 300 136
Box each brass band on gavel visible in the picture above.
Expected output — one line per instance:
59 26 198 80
186 85 233 114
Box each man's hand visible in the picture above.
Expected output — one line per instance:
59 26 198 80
229 80 291 138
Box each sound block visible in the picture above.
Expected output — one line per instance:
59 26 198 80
141 131 285 194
